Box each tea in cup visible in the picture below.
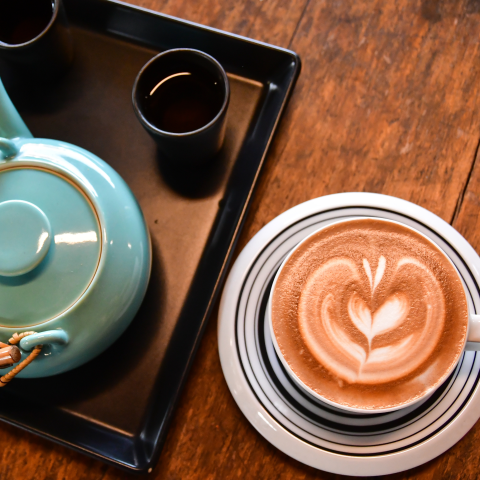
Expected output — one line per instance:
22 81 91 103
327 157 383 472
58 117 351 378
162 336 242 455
132 48 230 166
0 0 73 79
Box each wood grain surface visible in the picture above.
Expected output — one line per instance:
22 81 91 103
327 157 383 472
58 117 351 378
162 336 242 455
2 0 480 478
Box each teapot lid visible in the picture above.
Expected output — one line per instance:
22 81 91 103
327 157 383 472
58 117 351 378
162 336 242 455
0 165 101 327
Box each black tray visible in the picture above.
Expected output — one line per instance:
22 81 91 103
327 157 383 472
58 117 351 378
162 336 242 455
0 0 300 473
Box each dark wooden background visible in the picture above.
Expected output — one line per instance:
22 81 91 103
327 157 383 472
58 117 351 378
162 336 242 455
3 0 480 478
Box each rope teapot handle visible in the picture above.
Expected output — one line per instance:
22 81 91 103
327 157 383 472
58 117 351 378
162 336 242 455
0 332 42 387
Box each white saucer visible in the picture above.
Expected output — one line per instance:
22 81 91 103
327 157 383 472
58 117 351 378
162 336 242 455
218 193 480 476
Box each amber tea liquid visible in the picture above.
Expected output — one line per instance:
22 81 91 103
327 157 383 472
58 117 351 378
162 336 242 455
140 64 224 134
0 0 53 45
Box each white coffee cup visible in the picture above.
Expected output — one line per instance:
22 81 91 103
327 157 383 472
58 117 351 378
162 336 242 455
267 217 480 414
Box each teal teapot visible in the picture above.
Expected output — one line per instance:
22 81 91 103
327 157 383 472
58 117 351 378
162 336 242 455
0 78 151 379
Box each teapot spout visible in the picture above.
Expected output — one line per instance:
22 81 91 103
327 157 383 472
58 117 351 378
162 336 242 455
0 77 32 140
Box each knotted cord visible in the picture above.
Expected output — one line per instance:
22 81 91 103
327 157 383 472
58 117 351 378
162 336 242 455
0 332 42 387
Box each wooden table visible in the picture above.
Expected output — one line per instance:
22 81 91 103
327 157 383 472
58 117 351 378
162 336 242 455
3 0 480 478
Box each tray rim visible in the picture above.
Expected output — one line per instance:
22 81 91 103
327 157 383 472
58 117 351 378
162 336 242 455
106 0 302 59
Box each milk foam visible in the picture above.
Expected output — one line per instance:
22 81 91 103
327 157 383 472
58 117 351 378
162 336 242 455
298 255 445 384
271 219 469 410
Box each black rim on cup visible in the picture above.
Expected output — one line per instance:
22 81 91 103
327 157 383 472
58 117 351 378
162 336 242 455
0 0 60 49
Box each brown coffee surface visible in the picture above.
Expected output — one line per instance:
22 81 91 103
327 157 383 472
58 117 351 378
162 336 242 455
271 219 469 410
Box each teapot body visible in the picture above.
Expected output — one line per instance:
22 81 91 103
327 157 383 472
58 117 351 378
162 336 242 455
0 79 151 377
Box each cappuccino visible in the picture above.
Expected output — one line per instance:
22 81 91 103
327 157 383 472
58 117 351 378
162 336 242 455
271 218 469 411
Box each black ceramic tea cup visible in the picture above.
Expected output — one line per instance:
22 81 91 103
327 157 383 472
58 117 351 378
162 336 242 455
132 49 230 166
0 0 73 80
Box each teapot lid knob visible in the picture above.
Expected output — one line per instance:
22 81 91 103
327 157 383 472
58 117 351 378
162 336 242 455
0 200 52 277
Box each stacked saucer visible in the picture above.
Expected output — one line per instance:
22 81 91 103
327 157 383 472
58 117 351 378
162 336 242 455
218 193 480 476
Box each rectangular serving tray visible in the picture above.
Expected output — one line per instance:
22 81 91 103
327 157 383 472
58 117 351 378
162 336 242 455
0 0 300 472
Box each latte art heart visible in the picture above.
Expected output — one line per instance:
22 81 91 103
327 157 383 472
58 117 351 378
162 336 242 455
271 219 468 410
299 255 445 384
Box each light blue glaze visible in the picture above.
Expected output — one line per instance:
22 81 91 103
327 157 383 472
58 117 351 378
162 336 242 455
0 169 101 326
20 330 69 351
0 200 52 277
0 139 18 159
0 78 152 377
0 81 32 140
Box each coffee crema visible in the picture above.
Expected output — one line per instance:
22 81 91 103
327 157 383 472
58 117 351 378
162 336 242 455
271 218 469 410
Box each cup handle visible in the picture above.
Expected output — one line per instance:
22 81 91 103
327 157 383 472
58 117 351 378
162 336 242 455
465 314 480 351
19 329 69 351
